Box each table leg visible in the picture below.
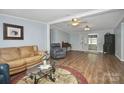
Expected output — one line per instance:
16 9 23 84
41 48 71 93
48 72 55 82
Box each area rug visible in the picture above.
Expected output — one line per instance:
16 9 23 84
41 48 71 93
14 65 88 84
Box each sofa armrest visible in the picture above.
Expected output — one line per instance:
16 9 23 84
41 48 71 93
38 51 43 55
37 51 47 58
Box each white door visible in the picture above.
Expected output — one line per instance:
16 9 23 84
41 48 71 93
88 34 98 52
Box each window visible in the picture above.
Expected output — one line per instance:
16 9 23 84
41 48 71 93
88 35 97 44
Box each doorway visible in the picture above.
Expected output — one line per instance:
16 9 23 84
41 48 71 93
88 34 98 52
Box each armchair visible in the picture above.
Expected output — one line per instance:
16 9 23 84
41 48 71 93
50 43 66 59
0 64 10 84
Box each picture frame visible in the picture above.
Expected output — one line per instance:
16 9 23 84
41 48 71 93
3 23 24 40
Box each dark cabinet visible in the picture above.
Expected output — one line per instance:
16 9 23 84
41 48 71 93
103 33 115 55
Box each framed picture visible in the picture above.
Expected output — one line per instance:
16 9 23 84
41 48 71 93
3 23 24 40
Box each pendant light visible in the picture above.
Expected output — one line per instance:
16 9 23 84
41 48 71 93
84 25 91 31
71 18 80 26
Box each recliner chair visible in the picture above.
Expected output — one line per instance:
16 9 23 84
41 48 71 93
50 43 66 59
0 64 10 84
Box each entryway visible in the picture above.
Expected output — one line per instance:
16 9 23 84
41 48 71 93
88 34 98 52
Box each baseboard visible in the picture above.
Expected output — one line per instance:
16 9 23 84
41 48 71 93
71 50 83 52
71 50 103 54
120 59 124 62
115 54 124 62
97 51 103 53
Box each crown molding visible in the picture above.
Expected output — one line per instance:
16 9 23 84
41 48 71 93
0 13 47 24
49 9 112 24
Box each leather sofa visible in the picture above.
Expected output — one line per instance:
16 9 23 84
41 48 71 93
0 46 43 75
50 43 66 59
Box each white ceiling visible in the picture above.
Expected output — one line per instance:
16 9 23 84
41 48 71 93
0 9 123 33
51 10 124 33
0 9 94 23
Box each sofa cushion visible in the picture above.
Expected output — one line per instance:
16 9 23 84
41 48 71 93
23 55 42 63
7 60 26 69
10 66 26 75
0 48 20 61
22 55 42 68
19 46 35 58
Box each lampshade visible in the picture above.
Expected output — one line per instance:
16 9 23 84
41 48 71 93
84 25 90 31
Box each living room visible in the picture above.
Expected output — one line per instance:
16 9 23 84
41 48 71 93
0 9 124 84
50 9 124 84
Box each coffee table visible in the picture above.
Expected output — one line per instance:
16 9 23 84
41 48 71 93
26 61 56 84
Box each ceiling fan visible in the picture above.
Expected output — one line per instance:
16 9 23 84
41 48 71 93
71 18 92 31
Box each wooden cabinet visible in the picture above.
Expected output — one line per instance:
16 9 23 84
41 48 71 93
103 33 115 55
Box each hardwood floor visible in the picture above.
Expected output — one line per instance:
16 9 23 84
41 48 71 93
53 51 124 84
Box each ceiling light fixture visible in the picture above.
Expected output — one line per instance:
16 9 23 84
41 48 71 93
71 18 91 31
84 25 91 31
71 18 80 26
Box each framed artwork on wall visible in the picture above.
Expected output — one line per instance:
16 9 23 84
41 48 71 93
3 23 24 40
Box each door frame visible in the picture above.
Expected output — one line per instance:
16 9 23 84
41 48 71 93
88 33 98 52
